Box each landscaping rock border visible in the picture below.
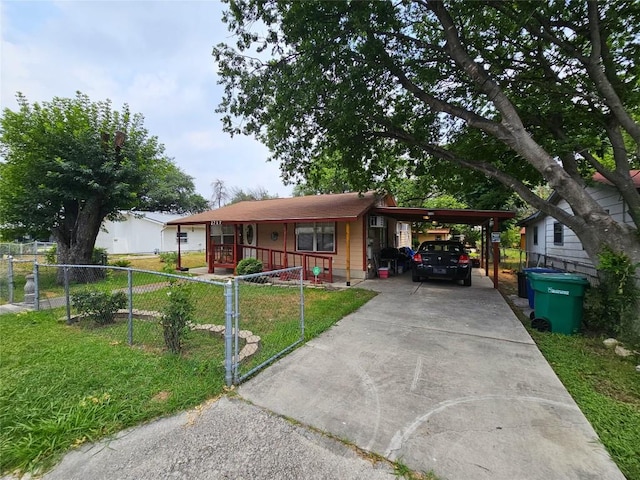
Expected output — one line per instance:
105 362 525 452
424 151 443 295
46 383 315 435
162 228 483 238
64 308 261 362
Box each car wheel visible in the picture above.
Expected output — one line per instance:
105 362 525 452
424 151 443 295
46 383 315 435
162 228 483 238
531 317 551 332
463 273 472 286
412 274 421 282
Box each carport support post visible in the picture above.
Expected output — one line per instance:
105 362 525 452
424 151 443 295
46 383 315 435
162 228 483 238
492 216 499 289
345 222 351 286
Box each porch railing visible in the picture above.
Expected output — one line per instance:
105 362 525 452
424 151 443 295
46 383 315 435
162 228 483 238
245 246 333 283
210 244 332 282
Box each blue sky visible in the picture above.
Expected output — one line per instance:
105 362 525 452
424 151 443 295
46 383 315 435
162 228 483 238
0 0 293 201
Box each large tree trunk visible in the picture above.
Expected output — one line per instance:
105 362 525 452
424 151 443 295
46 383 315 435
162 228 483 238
51 199 107 284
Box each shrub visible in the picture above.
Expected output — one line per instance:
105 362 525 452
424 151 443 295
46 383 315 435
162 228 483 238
159 251 178 265
584 247 640 347
110 259 131 268
160 281 195 354
159 252 178 273
236 258 263 276
92 248 108 265
71 289 127 325
45 245 57 264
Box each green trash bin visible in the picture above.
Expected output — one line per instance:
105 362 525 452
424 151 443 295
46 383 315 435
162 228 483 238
528 272 590 334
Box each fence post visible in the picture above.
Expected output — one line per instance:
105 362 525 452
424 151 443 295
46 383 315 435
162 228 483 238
34 262 40 311
224 280 234 386
8 256 14 304
299 266 305 341
64 266 71 324
234 278 240 383
127 269 133 346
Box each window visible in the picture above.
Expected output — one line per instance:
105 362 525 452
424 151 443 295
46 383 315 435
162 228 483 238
553 222 563 245
295 222 335 252
211 224 235 245
533 226 538 246
177 232 188 244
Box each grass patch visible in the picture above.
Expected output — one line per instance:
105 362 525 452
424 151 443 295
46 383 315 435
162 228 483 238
115 252 206 271
0 285 376 476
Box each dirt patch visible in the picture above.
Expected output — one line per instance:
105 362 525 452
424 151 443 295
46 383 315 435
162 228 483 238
151 390 171 402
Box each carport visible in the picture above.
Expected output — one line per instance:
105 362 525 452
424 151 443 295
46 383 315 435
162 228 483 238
373 206 515 289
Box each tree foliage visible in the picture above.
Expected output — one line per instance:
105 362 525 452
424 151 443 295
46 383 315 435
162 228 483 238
228 186 277 203
214 0 640 267
139 159 209 214
0 92 191 266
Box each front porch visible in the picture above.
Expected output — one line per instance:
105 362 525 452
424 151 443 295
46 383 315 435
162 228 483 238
203 244 334 283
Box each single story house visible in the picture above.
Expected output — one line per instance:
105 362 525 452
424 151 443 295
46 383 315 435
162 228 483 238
415 228 452 244
95 211 206 255
169 191 515 286
519 171 639 275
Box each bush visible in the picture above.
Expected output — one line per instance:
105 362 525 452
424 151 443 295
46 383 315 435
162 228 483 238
45 245 57 264
110 259 131 268
92 248 108 265
71 289 127 325
236 258 263 275
584 247 640 348
159 251 178 265
160 281 195 354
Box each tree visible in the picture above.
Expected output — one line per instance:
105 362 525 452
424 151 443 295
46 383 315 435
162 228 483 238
229 186 277 203
139 159 209 214
0 92 171 269
211 178 230 208
292 151 366 195
214 0 640 268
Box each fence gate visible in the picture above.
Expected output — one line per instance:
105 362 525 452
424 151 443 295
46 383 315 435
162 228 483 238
231 266 304 384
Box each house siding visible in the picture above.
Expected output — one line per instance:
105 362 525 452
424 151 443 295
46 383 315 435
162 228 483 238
96 213 206 255
524 184 635 270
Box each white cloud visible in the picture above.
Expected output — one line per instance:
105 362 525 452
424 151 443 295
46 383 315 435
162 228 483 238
1 0 293 199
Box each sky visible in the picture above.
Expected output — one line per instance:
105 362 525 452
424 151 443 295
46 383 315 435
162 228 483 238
0 0 293 202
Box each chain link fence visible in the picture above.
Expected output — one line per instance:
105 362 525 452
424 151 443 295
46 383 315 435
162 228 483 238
5 261 305 385
0 241 56 258
0 257 38 304
232 267 304 383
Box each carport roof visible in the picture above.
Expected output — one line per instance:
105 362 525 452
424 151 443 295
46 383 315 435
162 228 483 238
373 207 516 225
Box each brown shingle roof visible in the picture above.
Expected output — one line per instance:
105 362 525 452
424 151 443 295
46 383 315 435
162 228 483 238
168 191 388 225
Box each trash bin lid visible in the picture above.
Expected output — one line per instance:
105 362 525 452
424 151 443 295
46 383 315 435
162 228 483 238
527 272 589 285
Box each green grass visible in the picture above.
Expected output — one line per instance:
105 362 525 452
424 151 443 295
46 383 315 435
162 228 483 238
0 286 376 476
527 331 640 480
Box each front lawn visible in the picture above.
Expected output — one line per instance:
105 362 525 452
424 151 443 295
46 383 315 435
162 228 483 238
0 286 376 477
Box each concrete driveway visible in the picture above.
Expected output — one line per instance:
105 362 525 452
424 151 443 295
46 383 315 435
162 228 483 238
240 270 625 480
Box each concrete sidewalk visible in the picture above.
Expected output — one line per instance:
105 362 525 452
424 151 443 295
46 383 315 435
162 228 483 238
240 270 625 480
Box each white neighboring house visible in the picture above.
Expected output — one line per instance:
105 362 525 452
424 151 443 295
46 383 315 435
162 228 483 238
95 211 206 255
520 171 639 275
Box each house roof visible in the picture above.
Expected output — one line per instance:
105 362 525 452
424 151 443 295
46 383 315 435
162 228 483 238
135 211 189 225
593 169 640 187
168 191 389 225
